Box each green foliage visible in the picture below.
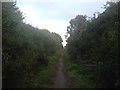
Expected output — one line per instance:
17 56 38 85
31 51 60 88
2 2 63 88
64 49 96 88
65 1 119 88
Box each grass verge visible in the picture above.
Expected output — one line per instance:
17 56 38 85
64 50 96 88
29 51 61 88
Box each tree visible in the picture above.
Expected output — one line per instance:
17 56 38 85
66 1 119 88
2 2 63 88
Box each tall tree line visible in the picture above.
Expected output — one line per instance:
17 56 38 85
2 2 63 88
65 1 119 88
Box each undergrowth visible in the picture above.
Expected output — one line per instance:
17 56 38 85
64 49 96 88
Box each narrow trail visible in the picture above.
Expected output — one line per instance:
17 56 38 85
54 50 72 88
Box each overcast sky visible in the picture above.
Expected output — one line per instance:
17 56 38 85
16 0 108 46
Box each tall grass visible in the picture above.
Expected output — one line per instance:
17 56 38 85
64 49 96 88
29 51 61 88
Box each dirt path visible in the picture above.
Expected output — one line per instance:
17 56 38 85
54 50 72 88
